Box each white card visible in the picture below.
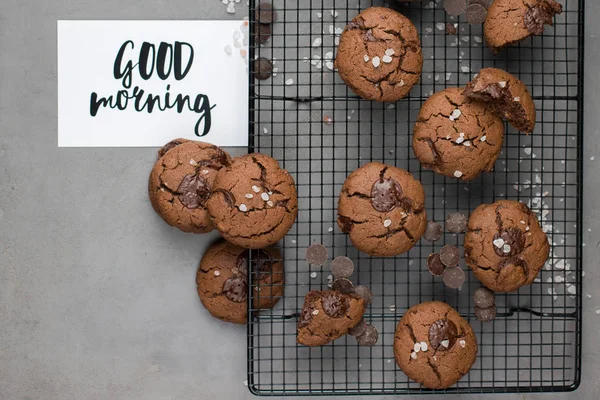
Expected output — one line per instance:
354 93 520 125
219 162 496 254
58 20 249 147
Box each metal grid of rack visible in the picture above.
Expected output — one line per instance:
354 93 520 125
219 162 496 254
246 0 584 395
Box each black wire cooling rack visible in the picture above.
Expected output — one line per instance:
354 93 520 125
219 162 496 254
246 0 584 395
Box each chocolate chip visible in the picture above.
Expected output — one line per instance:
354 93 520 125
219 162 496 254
331 278 354 294
442 266 466 289
427 253 446 276
465 3 488 25
254 57 273 80
177 174 210 209
445 22 458 35
424 221 443 242
346 17 365 31
158 139 187 158
445 212 468 234
444 0 467 16
331 256 354 279
439 245 460 267
371 178 403 212
321 292 349 318
429 319 458 350
347 318 367 337
222 277 248 303
473 287 495 308
256 2 276 24
493 227 526 257
306 243 328 265
337 215 353 233
356 324 379 346
255 22 272 44
238 249 273 281
475 305 497 322
353 285 373 305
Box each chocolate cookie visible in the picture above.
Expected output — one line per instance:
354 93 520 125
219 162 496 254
335 7 423 102
464 68 536 133
196 240 284 324
412 87 505 181
464 200 550 292
207 153 298 249
394 301 477 389
148 140 231 233
484 0 563 53
297 290 366 346
337 162 427 257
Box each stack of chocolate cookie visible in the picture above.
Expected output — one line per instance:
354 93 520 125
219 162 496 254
148 138 299 324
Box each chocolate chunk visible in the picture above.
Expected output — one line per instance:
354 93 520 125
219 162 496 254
445 212 468 234
524 1 563 36
254 57 274 80
493 227 526 257
465 3 488 24
222 277 248 303
473 287 495 308
429 319 458 350
371 178 404 212
331 256 354 279
356 324 379 346
256 2 276 24
321 292 349 318
213 189 235 208
439 245 460 267
297 292 320 328
445 23 458 35
177 174 210 209
347 318 367 337
306 243 328 265
498 256 530 275
427 253 446 276
442 266 466 289
424 221 443 242
364 29 377 42
337 215 353 233
158 139 187 158
331 278 354 294
353 285 373 305
255 22 271 44
443 0 467 16
475 305 497 322
346 17 365 31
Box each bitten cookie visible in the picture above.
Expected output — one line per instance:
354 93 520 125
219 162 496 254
464 68 536 133
297 290 366 346
464 200 550 292
412 87 505 181
337 162 427 257
484 0 563 53
196 240 284 324
148 140 231 233
394 301 477 390
335 7 422 102
207 153 298 249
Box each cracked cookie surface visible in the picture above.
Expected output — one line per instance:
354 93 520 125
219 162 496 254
337 162 426 257
335 7 423 102
394 301 477 389
297 290 366 346
207 153 298 249
196 240 284 324
464 68 536 134
464 200 550 292
412 87 505 181
148 140 231 233
484 0 563 53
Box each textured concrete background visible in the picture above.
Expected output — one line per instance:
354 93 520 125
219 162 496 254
0 0 598 399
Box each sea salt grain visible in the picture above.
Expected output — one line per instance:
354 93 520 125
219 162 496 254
384 219 392 228
493 238 505 248
414 342 421 353
454 170 463 178
420 342 428 352
449 109 462 121
385 48 395 56
214 270 221 277
312 38 322 47
382 55 393 63
245 193 254 199
363 54 370 62
261 193 270 201
239 204 248 212
441 340 450 348
411 352 417 360
252 185 261 193
498 81 507 88
372 56 381 68
310 272 317 279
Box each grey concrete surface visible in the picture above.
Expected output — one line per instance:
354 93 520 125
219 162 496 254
0 0 599 399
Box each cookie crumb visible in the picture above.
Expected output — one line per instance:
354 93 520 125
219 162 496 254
323 115 333 125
